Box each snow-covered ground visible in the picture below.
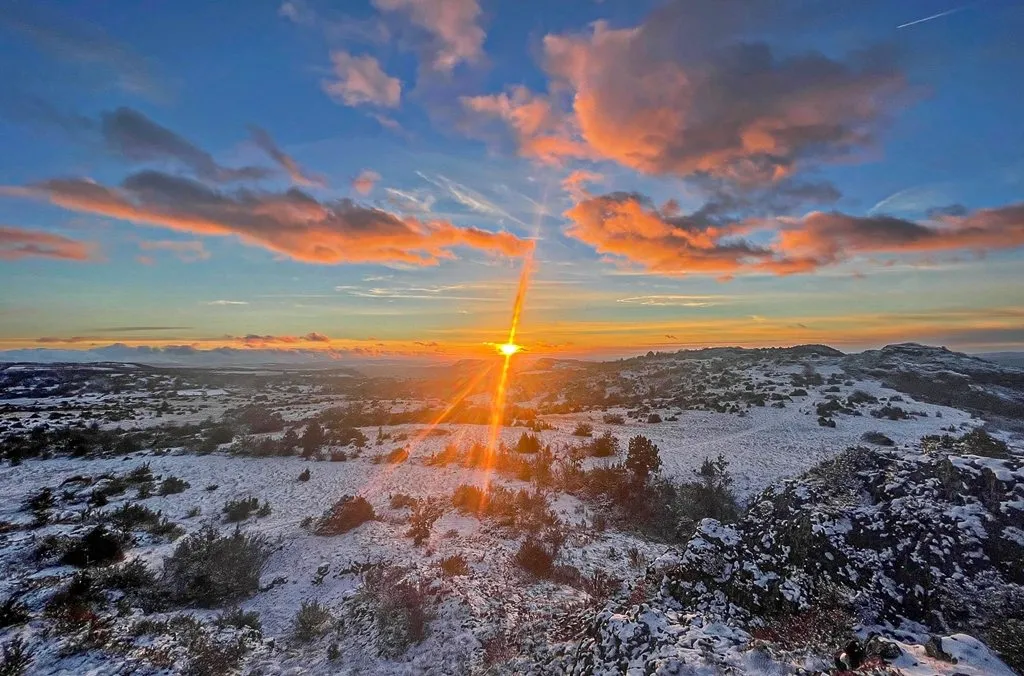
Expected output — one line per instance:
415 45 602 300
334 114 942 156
0 351 1020 674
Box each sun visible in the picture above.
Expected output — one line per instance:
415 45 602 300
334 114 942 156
497 342 522 357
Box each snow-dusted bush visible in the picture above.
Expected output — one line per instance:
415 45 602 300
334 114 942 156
861 431 894 446
162 525 271 607
158 476 190 495
439 554 469 577
221 497 270 522
515 431 542 453
0 598 29 629
514 538 556 578
0 636 33 676
293 600 332 642
587 431 620 458
406 498 445 546
60 526 127 568
358 565 432 657
572 422 594 437
314 495 375 535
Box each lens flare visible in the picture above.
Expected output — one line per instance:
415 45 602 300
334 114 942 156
498 342 521 356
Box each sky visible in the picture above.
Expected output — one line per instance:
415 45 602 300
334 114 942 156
1 0 1023 363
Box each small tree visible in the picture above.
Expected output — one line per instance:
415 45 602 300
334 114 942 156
301 422 325 458
515 432 541 454
625 435 662 482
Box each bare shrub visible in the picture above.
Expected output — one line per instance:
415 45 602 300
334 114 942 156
359 565 432 657
439 554 469 577
514 538 556 578
314 496 375 536
406 498 445 546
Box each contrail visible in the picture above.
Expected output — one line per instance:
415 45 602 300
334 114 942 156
897 4 970 29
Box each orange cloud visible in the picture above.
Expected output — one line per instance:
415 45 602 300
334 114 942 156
564 193 780 276
0 226 96 261
13 171 533 266
776 206 1024 264
352 169 380 195
561 169 603 201
460 87 590 163
541 17 906 184
373 0 484 72
564 192 1024 276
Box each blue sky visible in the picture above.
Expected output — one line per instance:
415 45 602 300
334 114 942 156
1 0 1023 360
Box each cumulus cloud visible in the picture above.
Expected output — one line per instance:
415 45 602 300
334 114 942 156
460 1 905 190
101 107 269 182
564 191 1024 276
12 170 533 266
372 0 485 72
323 51 401 108
138 239 209 262
541 14 906 184
249 126 326 188
352 170 380 195
0 226 96 261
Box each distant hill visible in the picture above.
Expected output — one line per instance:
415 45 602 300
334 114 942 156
980 352 1024 368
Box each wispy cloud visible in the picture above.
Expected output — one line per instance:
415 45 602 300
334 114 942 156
138 239 209 263
249 126 326 188
0 226 97 261
206 300 249 306
0 4 163 98
616 295 727 307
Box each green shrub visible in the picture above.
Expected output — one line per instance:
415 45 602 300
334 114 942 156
61 526 126 568
158 477 190 495
572 422 594 437
0 636 33 676
222 497 264 523
217 607 262 634
293 600 332 642
515 432 542 454
162 525 271 607
588 431 619 458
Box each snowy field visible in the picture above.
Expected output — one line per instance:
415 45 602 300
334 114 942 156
0 351 1018 674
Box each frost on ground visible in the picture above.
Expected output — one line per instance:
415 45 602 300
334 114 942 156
0 343 1022 674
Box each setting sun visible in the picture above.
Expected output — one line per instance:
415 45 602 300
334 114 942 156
498 342 522 357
